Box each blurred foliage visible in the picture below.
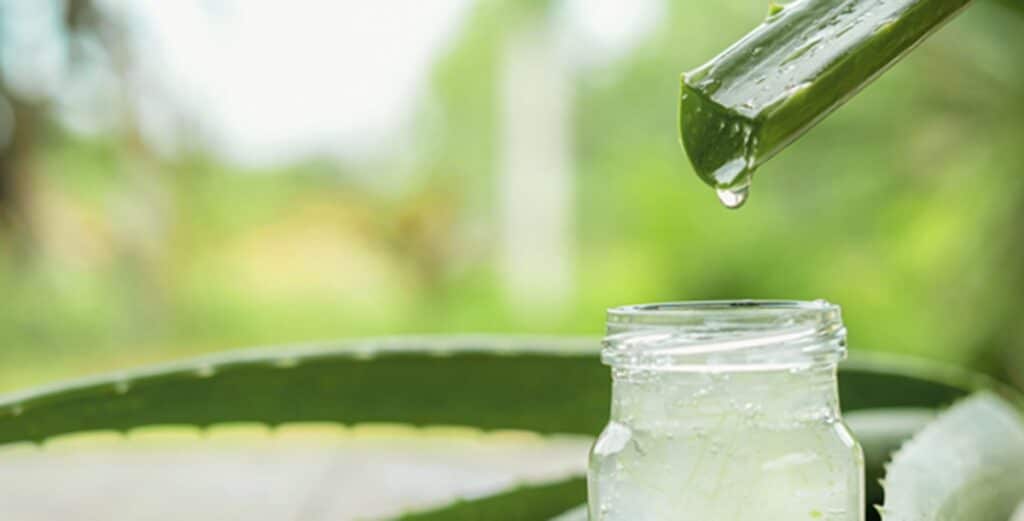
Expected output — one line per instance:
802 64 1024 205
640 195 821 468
0 0 1021 392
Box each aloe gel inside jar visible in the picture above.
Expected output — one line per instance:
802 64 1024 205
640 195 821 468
588 300 864 521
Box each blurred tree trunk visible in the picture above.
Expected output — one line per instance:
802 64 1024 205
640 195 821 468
0 96 41 256
0 0 95 256
497 7 575 316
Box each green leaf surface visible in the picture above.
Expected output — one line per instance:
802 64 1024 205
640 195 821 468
0 337 606 445
881 392 1024 521
395 476 586 521
678 0 973 198
549 505 587 521
837 353 1017 411
998 0 1024 15
0 337 991 447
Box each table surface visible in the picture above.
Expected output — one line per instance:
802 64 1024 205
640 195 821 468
0 426 589 521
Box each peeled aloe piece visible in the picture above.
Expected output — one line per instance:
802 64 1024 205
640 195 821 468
845 408 937 508
881 392 1024 521
679 0 973 207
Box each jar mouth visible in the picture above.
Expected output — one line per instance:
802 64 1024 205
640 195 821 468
604 300 846 372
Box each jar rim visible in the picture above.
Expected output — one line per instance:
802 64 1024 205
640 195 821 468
603 300 846 371
608 299 839 321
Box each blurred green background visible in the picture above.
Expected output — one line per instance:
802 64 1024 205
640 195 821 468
0 0 1022 392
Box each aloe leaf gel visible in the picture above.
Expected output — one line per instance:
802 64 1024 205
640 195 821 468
588 301 864 520
678 0 972 208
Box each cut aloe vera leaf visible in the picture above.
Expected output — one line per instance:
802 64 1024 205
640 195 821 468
881 392 1024 521
679 0 973 206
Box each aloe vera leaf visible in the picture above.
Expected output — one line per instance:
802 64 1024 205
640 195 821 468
999 0 1024 15
0 337 606 445
881 392 1024 521
838 352 1019 411
0 338 993 448
394 476 586 521
845 408 937 509
679 0 973 196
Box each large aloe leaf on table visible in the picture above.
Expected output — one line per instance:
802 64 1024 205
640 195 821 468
0 336 1011 520
0 337 608 443
0 338 993 445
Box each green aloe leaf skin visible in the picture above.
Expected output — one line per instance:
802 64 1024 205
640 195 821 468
0 338 983 447
679 0 972 207
0 337 608 445
395 476 585 521
550 505 587 521
881 392 1024 521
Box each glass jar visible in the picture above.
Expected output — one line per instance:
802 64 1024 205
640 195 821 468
588 301 864 521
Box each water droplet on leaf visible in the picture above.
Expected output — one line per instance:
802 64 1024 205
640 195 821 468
716 185 749 209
